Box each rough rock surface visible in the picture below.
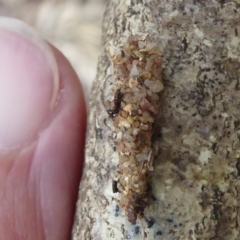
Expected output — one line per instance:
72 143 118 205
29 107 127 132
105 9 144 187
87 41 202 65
72 0 240 239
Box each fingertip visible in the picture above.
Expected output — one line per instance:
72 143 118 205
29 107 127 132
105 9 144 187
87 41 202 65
0 17 86 156
0 17 87 240
32 44 87 239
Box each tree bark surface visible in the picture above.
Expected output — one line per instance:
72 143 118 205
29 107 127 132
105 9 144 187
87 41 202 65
72 1 240 239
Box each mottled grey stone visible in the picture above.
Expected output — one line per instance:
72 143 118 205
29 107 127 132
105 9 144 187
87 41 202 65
72 1 240 239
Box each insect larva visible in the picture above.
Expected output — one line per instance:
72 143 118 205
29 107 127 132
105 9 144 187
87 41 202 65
109 35 164 224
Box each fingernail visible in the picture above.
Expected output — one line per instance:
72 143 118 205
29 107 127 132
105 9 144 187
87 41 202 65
0 17 59 152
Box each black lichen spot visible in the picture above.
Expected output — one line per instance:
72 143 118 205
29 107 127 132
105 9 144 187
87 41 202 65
236 158 240 176
234 120 240 130
156 230 162 236
112 180 119 193
151 195 157 201
182 37 188 52
166 218 173 223
212 142 217 153
219 0 225 8
115 205 120 217
134 226 140 235
235 28 238 37
146 217 155 228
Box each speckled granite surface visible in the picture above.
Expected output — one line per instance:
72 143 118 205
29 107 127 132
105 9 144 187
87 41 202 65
72 1 240 239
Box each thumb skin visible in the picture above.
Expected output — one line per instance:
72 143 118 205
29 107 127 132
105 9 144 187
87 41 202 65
0 17 86 240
